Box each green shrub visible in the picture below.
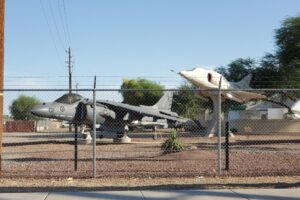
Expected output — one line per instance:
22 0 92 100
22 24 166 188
161 131 185 153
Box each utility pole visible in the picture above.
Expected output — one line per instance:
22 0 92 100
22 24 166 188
0 0 5 174
67 47 72 132
67 47 72 96
75 82 79 94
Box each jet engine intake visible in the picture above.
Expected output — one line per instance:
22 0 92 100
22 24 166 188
74 102 114 125
74 102 88 124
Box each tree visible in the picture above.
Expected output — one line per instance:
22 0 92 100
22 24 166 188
256 15 300 112
10 95 41 120
215 58 257 82
253 53 280 88
276 14 300 82
172 83 207 119
120 78 164 106
215 15 300 114
216 56 294 113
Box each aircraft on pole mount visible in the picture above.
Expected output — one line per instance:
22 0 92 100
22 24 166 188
179 67 266 137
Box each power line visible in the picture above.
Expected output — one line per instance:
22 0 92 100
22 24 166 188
57 0 70 47
39 0 63 64
6 75 300 79
62 0 72 46
47 0 66 50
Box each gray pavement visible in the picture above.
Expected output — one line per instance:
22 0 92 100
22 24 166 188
0 189 299 200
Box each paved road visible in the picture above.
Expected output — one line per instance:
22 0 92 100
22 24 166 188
0 189 299 200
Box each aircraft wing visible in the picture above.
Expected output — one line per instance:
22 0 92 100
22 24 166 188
97 100 188 123
225 91 266 103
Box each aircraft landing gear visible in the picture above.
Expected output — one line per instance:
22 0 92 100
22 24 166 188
79 124 92 144
153 126 158 140
82 132 92 141
113 125 131 143
116 131 125 138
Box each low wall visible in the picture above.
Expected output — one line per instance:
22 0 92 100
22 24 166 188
5 121 35 132
229 119 300 134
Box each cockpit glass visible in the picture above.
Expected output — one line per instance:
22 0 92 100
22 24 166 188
54 93 83 104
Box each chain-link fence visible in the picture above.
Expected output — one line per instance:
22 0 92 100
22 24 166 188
222 89 300 177
1 89 300 178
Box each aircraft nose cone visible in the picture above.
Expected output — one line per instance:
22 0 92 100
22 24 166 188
179 70 194 81
31 105 49 117
179 70 188 78
179 70 186 75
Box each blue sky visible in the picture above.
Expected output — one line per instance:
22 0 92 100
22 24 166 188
5 0 300 82
3 0 300 113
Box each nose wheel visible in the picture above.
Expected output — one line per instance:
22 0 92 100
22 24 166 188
113 125 131 143
82 132 92 140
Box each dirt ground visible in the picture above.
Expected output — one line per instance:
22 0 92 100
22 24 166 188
1 131 300 179
0 176 299 192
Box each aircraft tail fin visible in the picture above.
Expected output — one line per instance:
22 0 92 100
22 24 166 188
237 74 253 88
152 91 173 111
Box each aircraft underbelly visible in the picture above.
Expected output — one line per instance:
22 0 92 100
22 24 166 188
99 120 126 132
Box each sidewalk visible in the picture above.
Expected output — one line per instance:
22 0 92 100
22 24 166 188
0 189 299 200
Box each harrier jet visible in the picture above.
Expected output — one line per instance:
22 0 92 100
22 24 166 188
31 92 188 141
179 67 266 136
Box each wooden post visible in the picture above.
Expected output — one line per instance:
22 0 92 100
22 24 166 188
67 47 72 132
0 0 5 175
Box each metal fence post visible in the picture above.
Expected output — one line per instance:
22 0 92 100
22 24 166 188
93 77 97 178
225 121 229 170
74 124 78 171
217 78 222 176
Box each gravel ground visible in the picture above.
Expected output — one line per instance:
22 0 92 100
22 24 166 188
1 132 300 179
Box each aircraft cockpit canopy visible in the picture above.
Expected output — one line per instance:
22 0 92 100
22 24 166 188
54 93 83 104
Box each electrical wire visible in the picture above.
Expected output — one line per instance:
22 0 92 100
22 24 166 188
39 0 64 65
57 0 70 47
62 0 72 46
48 0 67 50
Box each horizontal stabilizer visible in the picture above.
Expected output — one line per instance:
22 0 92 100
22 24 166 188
225 91 266 103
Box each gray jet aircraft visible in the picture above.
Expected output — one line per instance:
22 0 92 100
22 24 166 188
31 92 189 141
